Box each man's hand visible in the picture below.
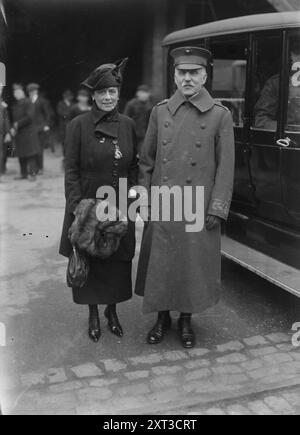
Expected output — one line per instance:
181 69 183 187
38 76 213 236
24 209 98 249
4 133 11 143
10 127 16 137
206 214 222 230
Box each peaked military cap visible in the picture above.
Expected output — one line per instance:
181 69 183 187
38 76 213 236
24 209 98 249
26 83 40 93
81 58 128 91
170 46 212 69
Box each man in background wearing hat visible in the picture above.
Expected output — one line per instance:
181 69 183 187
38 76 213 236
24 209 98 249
124 84 153 155
27 83 53 174
135 47 235 349
11 83 39 181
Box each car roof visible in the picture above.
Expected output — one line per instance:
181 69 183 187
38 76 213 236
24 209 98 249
163 11 300 46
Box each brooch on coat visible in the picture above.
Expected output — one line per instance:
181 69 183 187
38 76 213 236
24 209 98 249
112 139 123 160
98 137 123 160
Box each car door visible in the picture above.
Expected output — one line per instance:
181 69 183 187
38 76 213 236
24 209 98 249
280 29 300 228
248 31 287 225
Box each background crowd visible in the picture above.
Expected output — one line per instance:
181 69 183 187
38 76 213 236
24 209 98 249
0 81 154 182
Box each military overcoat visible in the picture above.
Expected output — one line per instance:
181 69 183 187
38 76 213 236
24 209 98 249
135 87 235 313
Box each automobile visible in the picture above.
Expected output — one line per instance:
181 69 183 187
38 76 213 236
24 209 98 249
163 11 300 297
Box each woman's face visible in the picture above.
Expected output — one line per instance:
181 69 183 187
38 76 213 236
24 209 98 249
14 88 25 100
93 87 119 112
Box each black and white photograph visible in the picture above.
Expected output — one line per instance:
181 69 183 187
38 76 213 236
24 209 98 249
0 0 300 418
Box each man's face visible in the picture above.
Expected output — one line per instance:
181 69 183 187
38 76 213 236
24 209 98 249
29 90 38 100
136 90 150 102
174 65 207 97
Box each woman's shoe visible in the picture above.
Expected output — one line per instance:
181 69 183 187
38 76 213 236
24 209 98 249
147 312 172 344
104 306 123 337
177 317 195 349
88 327 101 342
88 305 101 343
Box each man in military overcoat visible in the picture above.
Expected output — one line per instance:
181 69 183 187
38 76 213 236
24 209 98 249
135 47 235 348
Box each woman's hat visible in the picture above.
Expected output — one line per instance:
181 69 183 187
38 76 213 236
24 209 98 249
81 58 128 91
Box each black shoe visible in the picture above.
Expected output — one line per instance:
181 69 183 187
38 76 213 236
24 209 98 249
88 327 101 342
147 312 172 345
104 306 123 338
28 174 36 182
88 309 101 343
14 176 27 180
178 317 195 349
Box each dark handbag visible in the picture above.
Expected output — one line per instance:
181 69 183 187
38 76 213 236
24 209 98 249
66 246 90 288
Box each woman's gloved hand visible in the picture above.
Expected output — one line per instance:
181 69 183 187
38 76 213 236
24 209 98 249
206 214 222 230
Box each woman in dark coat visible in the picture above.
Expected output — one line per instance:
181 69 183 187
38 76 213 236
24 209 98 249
59 59 138 342
11 84 39 180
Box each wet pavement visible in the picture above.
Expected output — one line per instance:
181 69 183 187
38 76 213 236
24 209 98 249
0 148 299 415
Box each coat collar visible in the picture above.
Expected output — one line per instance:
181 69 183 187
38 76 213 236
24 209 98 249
167 87 215 115
92 103 119 138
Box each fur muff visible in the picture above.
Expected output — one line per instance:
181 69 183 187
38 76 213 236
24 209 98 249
68 199 128 259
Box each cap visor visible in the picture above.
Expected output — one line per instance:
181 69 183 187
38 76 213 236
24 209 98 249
175 63 206 70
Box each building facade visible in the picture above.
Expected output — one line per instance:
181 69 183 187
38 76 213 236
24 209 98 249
3 0 299 104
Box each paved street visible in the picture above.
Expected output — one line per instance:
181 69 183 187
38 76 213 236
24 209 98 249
0 148 300 415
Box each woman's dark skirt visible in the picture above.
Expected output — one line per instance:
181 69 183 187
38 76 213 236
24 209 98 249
72 258 133 305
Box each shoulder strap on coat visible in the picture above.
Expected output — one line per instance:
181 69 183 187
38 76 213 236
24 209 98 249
214 101 229 111
156 99 169 106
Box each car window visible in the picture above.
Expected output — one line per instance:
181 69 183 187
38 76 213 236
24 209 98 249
286 32 300 133
252 34 282 132
211 37 247 127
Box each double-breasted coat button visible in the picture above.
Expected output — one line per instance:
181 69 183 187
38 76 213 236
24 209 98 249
163 176 168 182
201 123 206 129
191 160 197 166
164 121 170 127
186 177 192 184
162 140 167 145
162 158 167 164
196 141 201 148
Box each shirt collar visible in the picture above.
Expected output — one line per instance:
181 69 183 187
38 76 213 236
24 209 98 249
167 87 215 115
